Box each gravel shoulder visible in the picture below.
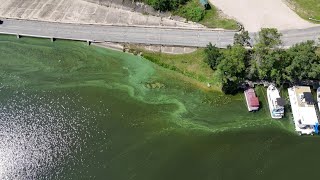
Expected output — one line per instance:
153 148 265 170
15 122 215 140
209 0 317 32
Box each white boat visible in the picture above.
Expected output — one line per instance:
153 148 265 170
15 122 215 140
288 86 319 135
317 87 320 111
267 85 285 119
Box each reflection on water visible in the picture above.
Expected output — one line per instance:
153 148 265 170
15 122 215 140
0 88 106 179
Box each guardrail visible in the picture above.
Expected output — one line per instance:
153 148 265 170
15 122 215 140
0 32 98 46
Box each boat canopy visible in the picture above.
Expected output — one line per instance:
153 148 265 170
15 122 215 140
303 92 314 104
249 97 259 107
300 107 318 125
276 98 286 106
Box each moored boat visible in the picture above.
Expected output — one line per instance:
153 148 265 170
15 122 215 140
267 85 285 119
244 88 259 112
288 86 319 135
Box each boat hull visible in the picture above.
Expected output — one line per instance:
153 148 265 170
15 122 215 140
267 85 284 119
288 87 318 135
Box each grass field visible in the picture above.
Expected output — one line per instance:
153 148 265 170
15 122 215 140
199 4 238 29
287 0 320 23
129 47 221 86
174 0 238 30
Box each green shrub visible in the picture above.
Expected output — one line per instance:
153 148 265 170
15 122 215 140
184 6 205 22
144 0 189 11
174 1 205 22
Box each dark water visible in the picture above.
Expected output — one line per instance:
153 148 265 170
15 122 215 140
0 36 320 180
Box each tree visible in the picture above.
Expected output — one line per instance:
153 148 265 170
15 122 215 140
184 6 205 22
256 28 282 48
145 0 189 11
269 50 288 85
204 43 223 70
251 44 277 80
250 46 288 84
284 41 320 82
250 28 283 81
234 30 251 47
221 79 240 95
218 45 247 94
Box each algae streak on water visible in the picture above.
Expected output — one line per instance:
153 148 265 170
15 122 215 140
0 35 319 180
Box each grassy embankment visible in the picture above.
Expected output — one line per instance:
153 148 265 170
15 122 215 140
129 47 221 88
286 0 320 22
143 0 238 30
174 0 238 29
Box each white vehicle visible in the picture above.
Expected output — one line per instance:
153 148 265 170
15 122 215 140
267 85 285 119
288 86 319 135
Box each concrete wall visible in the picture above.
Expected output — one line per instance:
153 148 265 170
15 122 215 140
0 0 203 28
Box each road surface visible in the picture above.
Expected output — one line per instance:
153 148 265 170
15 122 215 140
0 19 319 48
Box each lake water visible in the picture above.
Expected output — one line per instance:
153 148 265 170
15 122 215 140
0 36 320 180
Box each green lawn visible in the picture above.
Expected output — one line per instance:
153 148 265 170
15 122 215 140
199 3 239 30
287 0 320 22
129 47 221 86
174 0 238 30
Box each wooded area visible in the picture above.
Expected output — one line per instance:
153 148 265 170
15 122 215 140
204 28 320 94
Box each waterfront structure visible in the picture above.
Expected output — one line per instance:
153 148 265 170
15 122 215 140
244 88 259 112
288 86 319 135
267 85 285 119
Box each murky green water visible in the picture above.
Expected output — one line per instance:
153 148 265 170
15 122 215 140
1 35 320 180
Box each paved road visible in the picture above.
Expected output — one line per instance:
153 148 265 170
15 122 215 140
250 27 320 48
0 19 319 48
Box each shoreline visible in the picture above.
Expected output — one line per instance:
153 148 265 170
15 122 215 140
92 42 124 52
91 42 222 92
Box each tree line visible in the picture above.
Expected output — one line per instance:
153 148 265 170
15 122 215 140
142 0 189 11
141 0 206 22
204 28 320 94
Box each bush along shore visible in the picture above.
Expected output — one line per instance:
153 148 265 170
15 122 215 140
204 28 320 94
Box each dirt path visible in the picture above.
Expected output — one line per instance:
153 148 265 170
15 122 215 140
209 0 316 32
